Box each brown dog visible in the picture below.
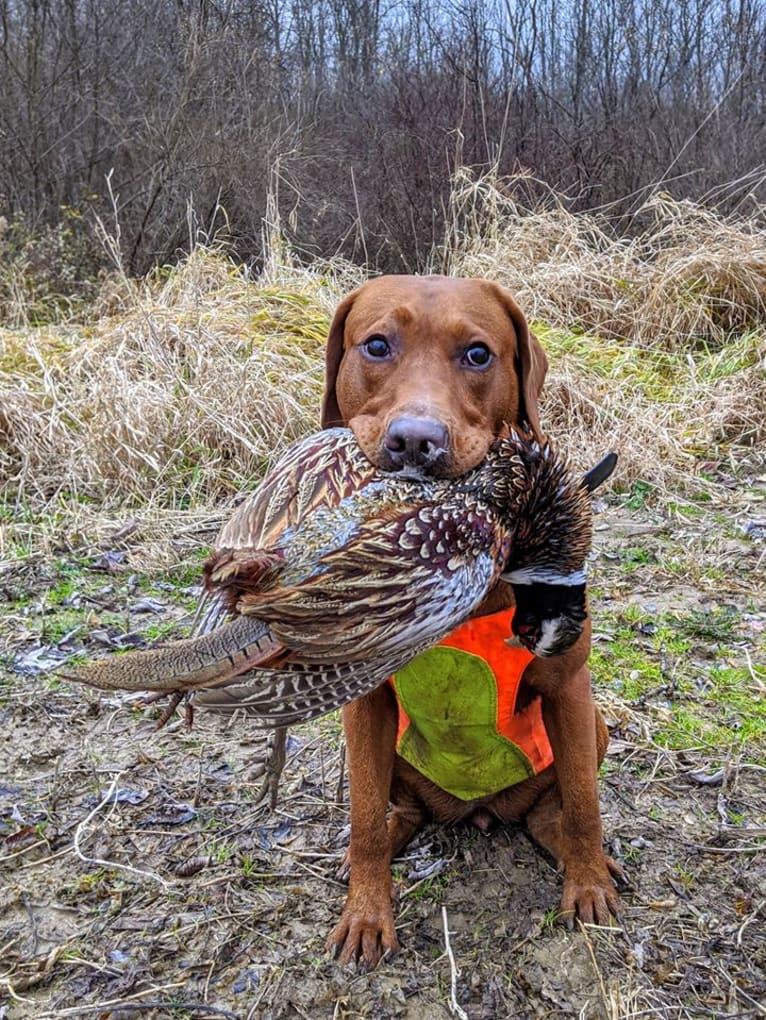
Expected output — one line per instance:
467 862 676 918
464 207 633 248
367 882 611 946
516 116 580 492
320 275 622 968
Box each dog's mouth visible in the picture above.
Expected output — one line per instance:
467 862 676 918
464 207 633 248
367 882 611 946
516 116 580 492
388 462 437 481
349 413 495 479
379 444 450 480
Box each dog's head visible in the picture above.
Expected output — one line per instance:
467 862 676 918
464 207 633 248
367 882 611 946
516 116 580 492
321 275 547 478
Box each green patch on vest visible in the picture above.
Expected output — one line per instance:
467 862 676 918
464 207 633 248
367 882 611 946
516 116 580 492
393 645 536 801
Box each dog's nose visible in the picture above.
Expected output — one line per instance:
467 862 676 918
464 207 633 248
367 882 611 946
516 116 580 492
382 416 449 473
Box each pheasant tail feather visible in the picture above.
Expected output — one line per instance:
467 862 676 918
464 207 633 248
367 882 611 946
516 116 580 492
59 616 281 693
191 654 415 726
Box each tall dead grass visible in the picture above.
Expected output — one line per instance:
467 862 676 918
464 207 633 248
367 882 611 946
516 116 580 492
1 179 764 560
536 329 765 495
444 169 765 484
446 168 766 347
0 248 347 512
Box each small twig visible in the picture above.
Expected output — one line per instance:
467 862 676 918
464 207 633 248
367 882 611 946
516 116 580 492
47 1003 240 1019
0 977 35 1005
0 933 21 959
246 967 285 1019
0 838 48 863
335 739 346 806
743 647 765 693
715 825 766 838
22 894 39 956
288 1004 313 1020
441 905 469 1020
33 982 194 1018
687 841 765 855
73 773 169 889
18 845 74 870
193 749 205 808
578 921 612 1012
736 898 765 948
715 963 766 1016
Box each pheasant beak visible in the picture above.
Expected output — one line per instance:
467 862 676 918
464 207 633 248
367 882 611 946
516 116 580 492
508 580 588 658
511 617 543 653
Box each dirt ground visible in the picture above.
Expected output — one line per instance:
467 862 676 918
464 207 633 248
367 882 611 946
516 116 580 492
1 500 765 1020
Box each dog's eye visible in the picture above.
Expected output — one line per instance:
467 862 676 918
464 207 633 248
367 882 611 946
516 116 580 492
462 343 493 368
362 335 391 359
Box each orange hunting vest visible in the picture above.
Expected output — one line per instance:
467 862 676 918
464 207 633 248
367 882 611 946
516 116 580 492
390 608 554 801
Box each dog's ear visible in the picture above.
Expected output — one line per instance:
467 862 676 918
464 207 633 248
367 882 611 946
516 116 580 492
320 289 358 428
489 283 548 442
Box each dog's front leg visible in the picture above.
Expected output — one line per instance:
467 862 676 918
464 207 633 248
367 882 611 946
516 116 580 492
327 682 399 968
525 640 623 925
541 663 622 923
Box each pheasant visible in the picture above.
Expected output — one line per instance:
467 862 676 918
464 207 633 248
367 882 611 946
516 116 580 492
62 428 615 730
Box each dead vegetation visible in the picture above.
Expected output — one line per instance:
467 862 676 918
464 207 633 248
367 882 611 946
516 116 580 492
446 170 766 350
3 0 766 279
1 177 765 569
0 251 336 511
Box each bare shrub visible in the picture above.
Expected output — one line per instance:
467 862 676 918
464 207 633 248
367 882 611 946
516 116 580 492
1 0 765 278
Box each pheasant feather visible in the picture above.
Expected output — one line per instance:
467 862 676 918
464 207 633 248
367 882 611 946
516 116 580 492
61 428 609 726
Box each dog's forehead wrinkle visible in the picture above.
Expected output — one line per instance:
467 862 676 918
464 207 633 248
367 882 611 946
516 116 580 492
374 304 474 344
346 284 518 359
392 304 415 328
345 299 405 339
413 302 511 345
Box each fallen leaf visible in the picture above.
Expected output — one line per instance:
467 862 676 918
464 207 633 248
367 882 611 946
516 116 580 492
129 597 167 613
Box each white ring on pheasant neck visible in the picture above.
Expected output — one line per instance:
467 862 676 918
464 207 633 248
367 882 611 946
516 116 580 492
501 566 587 587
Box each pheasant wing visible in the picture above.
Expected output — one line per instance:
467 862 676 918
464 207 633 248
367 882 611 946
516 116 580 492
230 500 506 663
191 426 381 658
215 429 379 551
197 428 382 621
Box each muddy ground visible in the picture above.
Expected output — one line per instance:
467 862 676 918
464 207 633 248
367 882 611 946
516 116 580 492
1 499 765 1020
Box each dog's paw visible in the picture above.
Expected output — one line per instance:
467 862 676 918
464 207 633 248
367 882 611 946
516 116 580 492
559 859 623 927
326 894 399 970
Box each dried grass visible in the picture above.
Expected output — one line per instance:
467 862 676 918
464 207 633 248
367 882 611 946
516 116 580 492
445 169 766 493
0 248 347 511
1 180 765 561
537 325 765 496
445 167 766 348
